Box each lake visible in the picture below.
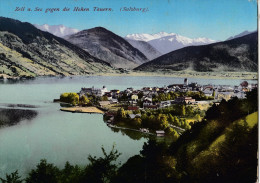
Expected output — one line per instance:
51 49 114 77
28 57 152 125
0 76 256 177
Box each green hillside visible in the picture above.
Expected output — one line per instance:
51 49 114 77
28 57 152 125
0 17 116 77
169 89 258 182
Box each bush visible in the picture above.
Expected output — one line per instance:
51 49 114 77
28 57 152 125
60 93 79 106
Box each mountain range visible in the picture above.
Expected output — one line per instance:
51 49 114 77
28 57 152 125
135 32 258 72
34 24 80 37
0 17 257 77
126 32 216 54
34 25 217 59
0 17 115 77
64 27 149 69
125 32 175 42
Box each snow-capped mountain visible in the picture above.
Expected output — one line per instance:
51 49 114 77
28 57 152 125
34 24 79 37
135 32 258 73
148 34 216 54
125 32 216 54
226 30 256 41
125 32 175 42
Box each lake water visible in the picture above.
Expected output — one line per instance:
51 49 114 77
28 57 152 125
0 76 257 177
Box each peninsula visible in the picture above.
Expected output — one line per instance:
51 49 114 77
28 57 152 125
58 78 257 138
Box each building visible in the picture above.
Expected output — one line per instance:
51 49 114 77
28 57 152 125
174 97 195 104
110 99 119 104
104 92 112 100
143 100 153 108
80 86 107 97
131 94 138 101
128 106 140 111
111 89 120 98
146 105 159 110
141 96 152 102
160 100 174 108
99 101 110 107
128 114 141 119
156 130 165 137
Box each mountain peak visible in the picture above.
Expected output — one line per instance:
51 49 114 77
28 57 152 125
65 26 148 69
226 30 255 41
126 32 216 54
125 32 176 42
90 26 108 31
84 26 112 34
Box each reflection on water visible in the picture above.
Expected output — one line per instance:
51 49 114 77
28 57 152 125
59 103 72 107
5 104 39 108
0 103 39 109
0 108 38 126
109 127 148 141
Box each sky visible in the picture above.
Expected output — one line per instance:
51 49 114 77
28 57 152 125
0 0 257 40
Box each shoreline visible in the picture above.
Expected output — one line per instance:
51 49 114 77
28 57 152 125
60 107 105 114
96 71 258 80
1 71 258 80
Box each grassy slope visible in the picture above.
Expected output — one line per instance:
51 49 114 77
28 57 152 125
191 112 257 161
177 112 258 182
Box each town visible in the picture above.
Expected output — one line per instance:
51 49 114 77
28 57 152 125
79 78 256 109
59 78 257 138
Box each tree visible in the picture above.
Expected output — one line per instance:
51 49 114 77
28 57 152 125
195 114 201 122
112 155 145 183
69 93 79 106
26 159 60 183
79 95 90 105
166 93 171 100
101 96 108 101
245 88 258 114
147 115 157 129
133 109 141 115
81 145 121 183
212 90 216 98
181 105 186 116
205 103 221 120
137 92 144 100
165 127 179 141
60 93 79 106
157 114 169 129
168 114 174 124
183 119 191 130
173 116 181 127
139 140 173 182
186 106 193 116
59 162 83 183
116 108 126 119
0 171 23 183
132 118 142 126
